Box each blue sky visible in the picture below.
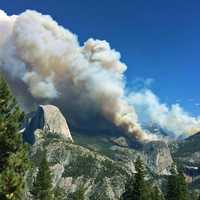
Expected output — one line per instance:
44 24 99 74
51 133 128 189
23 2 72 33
0 0 200 115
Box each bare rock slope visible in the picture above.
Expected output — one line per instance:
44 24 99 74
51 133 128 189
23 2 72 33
24 105 73 143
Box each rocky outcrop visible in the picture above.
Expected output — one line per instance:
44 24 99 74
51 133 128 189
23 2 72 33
143 141 173 175
111 136 129 147
109 140 173 175
24 105 73 143
26 131 130 200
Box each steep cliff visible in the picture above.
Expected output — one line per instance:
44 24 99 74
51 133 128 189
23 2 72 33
24 105 73 144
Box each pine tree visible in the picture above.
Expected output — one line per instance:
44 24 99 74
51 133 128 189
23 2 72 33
31 151 53 200
176 169 189 200
132 156 146 200
166 163 177 200
0 75 30 200
166 163 189 200
122 156 151 200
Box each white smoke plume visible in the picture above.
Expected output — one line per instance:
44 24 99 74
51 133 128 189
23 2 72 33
0 9 199 140
0 9 149 140
129 90 200 138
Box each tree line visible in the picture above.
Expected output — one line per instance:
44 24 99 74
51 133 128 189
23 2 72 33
121 156 198 200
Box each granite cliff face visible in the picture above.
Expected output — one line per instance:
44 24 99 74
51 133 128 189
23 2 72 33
24 105 73 144
143 141 173 175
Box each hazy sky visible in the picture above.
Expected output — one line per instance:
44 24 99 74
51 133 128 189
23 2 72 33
1 0 200 115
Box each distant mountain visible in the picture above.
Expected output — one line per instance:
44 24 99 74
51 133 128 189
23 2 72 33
143 123 169 137
170 132 200 190
172 131 200 164
187 132 200 142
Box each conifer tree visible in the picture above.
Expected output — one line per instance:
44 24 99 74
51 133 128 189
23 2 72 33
0 75 30 200
177 169 189 200
122 156 151 200
132 156 146 200
166 163 189 200
166 163 177 200
31 151 53 200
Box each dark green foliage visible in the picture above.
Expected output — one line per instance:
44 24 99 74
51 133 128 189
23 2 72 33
68 185 85 200
122 156 166 200
63 154 97 178
150 186 164 200
63 153 128 185
187 191 199 200
131 157 146 200
95 159 128 184
166 163 189 200
0 75 30 200
177 170 189 200
122 156 152 200
31 151 53 200
122 176 135 200
53 187 66 200
166 164 178 200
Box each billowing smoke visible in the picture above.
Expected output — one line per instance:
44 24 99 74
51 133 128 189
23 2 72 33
0 9 149 140
129 90 200 138
0 9 199 140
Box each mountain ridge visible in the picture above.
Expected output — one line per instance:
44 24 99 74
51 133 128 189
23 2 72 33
23 104 200 199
